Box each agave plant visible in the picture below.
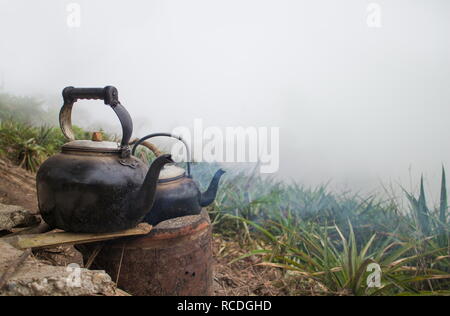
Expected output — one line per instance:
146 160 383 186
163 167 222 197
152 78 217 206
404 169 449 245
203 165 450 295
0 121 86 172
439 168 449 244
231 216 450 296
0 121 46 171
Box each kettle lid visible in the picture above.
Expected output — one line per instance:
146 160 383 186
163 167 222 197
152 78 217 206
158 165 186 182
62 140 121 154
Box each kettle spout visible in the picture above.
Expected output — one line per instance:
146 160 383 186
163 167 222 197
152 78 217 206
200 169 226 207
133 154 174 220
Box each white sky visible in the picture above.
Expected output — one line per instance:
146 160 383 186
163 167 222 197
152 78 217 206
0 0 449 196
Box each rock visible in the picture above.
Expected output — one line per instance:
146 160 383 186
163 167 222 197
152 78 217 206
0 242 117 296
34 246 84 267
0 203 39 231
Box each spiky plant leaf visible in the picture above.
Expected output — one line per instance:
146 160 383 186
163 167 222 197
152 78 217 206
417 176 431 236
440 167 448 227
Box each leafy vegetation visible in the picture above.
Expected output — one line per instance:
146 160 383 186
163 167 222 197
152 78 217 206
194 165 450 296
0 121 93 172
0 92 105 171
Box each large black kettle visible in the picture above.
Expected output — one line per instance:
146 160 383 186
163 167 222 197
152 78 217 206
36 87 173 233
132 133 225 225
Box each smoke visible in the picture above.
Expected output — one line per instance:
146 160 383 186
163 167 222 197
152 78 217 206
1 0 449 195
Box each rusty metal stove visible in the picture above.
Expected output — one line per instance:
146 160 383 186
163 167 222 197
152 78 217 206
81 210 213 296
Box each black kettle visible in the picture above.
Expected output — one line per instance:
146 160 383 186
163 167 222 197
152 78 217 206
36 87 173 233
132 133 226 225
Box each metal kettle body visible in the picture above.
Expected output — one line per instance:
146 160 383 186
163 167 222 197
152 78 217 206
37 87 173 233
133 134 226 226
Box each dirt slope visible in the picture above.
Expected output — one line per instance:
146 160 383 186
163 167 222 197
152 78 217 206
0 159 37 212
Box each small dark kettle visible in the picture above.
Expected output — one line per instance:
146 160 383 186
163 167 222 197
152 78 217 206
36 87 173 233
132 133 226 225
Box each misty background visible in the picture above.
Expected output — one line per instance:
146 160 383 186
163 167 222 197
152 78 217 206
0 0 449 198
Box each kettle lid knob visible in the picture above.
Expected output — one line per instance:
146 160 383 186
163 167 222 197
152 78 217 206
92 132 103 142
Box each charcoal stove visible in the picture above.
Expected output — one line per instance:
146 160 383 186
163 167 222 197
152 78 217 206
80 210 213 296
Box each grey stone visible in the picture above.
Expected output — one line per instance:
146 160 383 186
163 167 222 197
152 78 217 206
0 203 38 231
0 241 117 296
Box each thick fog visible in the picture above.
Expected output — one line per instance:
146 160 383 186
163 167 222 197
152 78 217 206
1 0 450 196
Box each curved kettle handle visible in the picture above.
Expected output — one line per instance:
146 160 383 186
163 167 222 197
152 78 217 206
132 133 191 177
59 86 133 153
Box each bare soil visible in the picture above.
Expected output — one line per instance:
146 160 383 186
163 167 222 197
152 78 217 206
0 159 38 213
212 237 288 296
